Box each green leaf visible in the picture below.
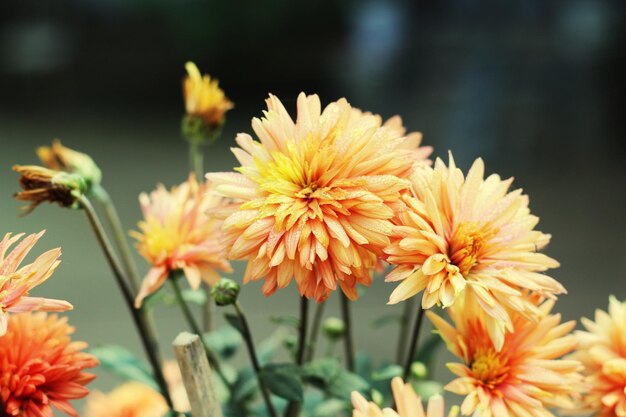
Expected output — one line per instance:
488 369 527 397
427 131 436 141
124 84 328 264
371 364 403 381
411 380 443 399
259 363 303 402
89 345 158 390
301 358 369 400
181 288 207 305
257 328 290 365
370 313 401 329
224 312 245 335
269 315 300 329
328 368 369 399
203 326 242 360
313 399 348 417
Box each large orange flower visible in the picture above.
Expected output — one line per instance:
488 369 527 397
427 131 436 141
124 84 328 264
207 92 431 301
132 175 232 307
0 231 72 335
352 377 459 417
428 296 583 417
385 155 564 349
0 312 98 417
571 296 626 417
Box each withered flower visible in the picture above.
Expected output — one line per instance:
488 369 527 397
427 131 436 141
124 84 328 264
13 165 86 214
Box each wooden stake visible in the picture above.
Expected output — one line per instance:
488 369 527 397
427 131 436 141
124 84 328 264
172 332 223 417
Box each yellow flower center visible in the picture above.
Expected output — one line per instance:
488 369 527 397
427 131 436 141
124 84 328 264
449 222 495 276
139 217 185 261
470 346 509 388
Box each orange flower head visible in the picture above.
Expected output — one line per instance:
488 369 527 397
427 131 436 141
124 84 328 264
385 154 564 349
0 312 98 417
352 377 459 417
207 92 432 301
428 296 584 417
183 61 233 130
0 231 72 335
132 174 232 307
571 296 626 417
83 382 168 417
37 140 102 189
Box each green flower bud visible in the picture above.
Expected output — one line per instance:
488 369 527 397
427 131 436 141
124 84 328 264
411 361 428 380
211 278 240 306
371 389 384 407
322 317 345 341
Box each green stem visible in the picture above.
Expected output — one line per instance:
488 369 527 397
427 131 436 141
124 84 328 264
402 307 425 381
395 298 415 364
284 297 309 417
305 301 326 362
78 196 173 410
169 274 229 387
188 140 215 334
189 141 204 182
233 302 278 417
339 292 355 372
90 185 140 294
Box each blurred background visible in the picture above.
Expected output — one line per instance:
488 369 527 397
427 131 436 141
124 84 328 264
1 0 625 414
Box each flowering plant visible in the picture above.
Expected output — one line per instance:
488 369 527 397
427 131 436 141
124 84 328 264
3 62 624 417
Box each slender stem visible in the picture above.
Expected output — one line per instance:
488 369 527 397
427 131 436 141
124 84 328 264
402 307 426 381
305 301 326 362
90 185 140 294
339 292 355 372
234 302 278 417
188 140 215 334
169 275 229 387
284 297 310 417
189 141 204 182
395 298 415 364
78 196 173 409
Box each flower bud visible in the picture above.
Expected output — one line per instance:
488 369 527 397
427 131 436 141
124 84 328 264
211 278 240 306
411 361 428 380
322 317 345 341
13 165 86 214
37 140 102 190
182 62 233 144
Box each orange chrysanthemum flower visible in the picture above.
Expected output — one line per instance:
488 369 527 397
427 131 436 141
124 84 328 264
207 92 432 301
0 231 72 335
385 155 564 349
84 382 168 417
0 312 98 417
571 296 626 417
132 175 232 307
352 377 459 417
183 61 233 130
428 296 583 417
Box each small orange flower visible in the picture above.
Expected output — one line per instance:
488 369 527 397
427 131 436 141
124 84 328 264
0 312 98 417
183 61 233 130
0 231 72 335
385 154 564 349
352 377 459 417
84 382 168 417
132 174 232 307
571 296 626 417
428 296 584 417
207 92 431 301
37 140 102 189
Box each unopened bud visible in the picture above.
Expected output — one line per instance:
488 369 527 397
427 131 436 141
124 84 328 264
322 317 345 341
411 362 428 380
37 140 102 190
13 165 86 214
211 278 240 306
371 389 384 407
